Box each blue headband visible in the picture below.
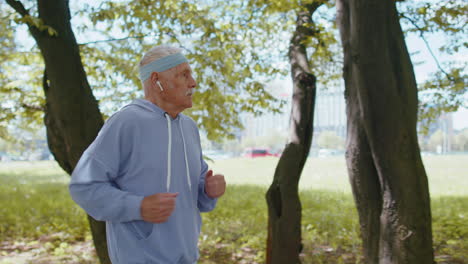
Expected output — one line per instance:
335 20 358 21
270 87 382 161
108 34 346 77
139 53 188 81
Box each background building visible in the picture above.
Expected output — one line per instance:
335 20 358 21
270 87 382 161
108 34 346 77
239 80 346 150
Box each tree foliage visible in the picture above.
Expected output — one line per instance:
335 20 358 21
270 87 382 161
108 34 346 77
3 0 464 142
0 2 44 141
248 0 343 89
398 0 467 132
2 0 291 143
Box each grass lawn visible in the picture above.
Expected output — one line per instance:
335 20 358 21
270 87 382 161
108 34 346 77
0 155 467 263
208 154 468 196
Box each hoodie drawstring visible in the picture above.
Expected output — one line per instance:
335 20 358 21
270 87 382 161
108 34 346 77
165 114 172 192
165 113 191 192
179 121 191 190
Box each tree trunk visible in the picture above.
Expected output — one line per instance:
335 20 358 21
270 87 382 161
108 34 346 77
336 0 434 263
6 0 109 263
265 3 320 264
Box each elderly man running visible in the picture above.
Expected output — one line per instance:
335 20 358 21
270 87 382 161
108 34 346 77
70 45 226 264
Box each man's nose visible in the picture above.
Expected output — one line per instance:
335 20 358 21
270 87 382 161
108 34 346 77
190 76 197 88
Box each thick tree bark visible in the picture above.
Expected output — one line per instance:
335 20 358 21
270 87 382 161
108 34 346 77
265 3 320 264
6 0 109 263
336 0 434 263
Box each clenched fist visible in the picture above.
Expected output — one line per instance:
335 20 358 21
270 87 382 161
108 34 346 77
205 170 226 198
141 192 178 223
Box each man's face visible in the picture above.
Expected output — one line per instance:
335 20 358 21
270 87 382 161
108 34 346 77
159 62 197 110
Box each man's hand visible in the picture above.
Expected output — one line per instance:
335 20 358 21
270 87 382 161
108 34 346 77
141 193 178 223
205 170 226 198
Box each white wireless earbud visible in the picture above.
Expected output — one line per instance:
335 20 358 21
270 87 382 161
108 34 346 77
156 80 164 91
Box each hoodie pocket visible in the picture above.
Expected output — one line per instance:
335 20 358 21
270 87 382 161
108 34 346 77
151 207 199 263
123 220 154 240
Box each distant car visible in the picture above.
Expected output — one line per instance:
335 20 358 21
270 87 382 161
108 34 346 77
243 148 274 158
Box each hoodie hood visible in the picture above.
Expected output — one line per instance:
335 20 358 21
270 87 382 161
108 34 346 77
128 98 167 117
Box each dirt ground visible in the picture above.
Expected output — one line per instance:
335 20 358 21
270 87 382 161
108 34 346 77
0 237 97 264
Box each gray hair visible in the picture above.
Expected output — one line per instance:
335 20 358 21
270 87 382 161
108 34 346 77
139 45 184 68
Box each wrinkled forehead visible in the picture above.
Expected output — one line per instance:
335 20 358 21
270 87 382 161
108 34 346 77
165 62 192 76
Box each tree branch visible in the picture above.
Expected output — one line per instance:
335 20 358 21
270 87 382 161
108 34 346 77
5 0 29 17
78 32 193 53
400 14 453 81
21 103 44 112
305 1 323 14
78 34 150 46
297 25 318 37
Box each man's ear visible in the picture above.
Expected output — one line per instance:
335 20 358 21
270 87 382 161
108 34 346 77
150 72 158 84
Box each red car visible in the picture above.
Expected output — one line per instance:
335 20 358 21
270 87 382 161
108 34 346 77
243 148 275 158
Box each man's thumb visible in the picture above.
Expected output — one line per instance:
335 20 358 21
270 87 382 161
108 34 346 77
205 170 213 179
